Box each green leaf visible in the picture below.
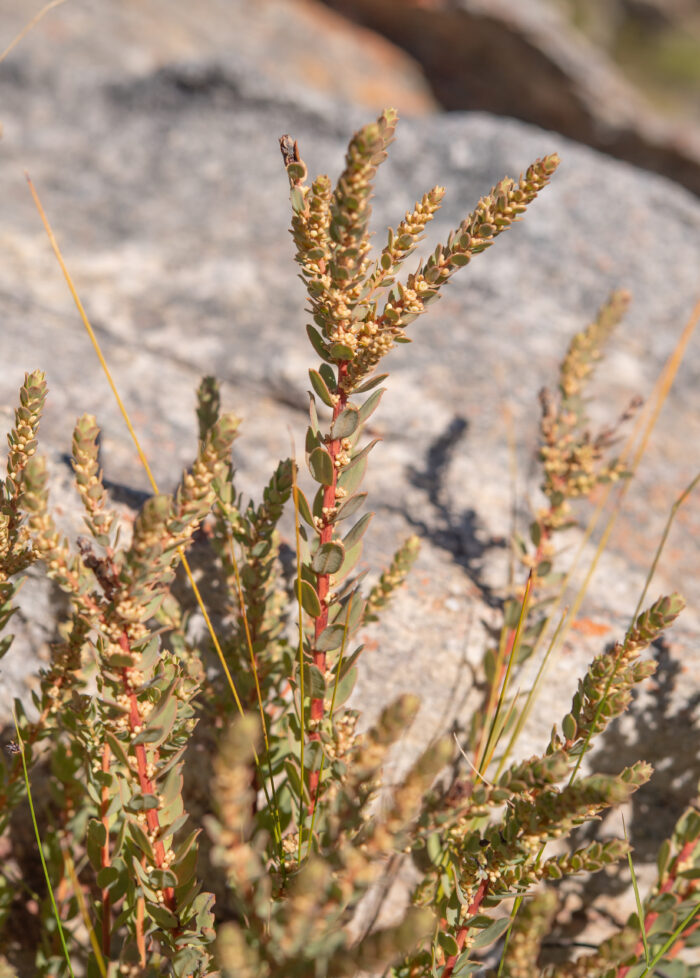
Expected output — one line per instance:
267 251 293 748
329 342 355 361
137 636 161 673
306 426 321 455
337 454 367 495
312 542 345 574
335 492 367 522
149 869 178 890
562 713 577 741
312 485 325 521
332 541 363 583
173 841 199 888
333 665 358 707
128 793 160 811
300 580 322 617
128 819 157 864
316 625 347 653
358 388 385 424
342 512 373 550
470 916 511 949
132 694 178 749
437 932 460 957
306 324 332 363
330 591 364 633
308 393 319 434
331 405 360 439
345 437 381 471
86 819 107 869
104 732 130 768
295 487 315 528
96 866 120 889
303 664 327 699
148 904 180 930
290 187 305 214
156 812 190 844
450 960 481 978
309 447 334 486
354 373 388 394
319 363 336 391
309 369 336 408
657 839 671 879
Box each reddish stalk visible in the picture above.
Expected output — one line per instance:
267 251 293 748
441 879 488 978
100 740 112 954
308 365 348 808
135 885 146 966
118 632 177 913
616 836 700 978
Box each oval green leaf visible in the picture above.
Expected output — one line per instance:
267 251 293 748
333 665 358 707
471 916 512 949
290 187 305 214
331 405 360 440
336 492 367 522
294 487 315 528
309 369 335 408
311 541 345 575
332 540 363 583
306 324 333 363
96 866 120 889
303 663 327 697
338 454 367 494
308 393 319 434
329 342 355 361
358 388 385 424
344 437 381 472
300 580 322 617
316 625 347 653
354 372 388 394
309 446 334 486
342 512 373 550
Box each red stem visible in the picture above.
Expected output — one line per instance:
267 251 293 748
119 632 177 913
441 879 488 978
100 741 112 955
308 366 348 809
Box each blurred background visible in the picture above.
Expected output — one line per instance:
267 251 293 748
319 0 700 195
3 0 700 193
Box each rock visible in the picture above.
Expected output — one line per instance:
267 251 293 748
0 0 699 897
320 0 700 195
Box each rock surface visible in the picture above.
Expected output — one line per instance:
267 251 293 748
321 0 700 195
0 0 699 932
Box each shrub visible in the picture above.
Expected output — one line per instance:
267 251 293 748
0 109 697 978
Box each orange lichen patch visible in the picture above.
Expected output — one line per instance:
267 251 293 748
571 617 612 637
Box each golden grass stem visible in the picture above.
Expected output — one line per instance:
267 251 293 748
0 0 66 65
25 174 246 718
622 812 651 967
476 572 533 777
633 470 700 620
63 848 107 978
290 452 307 860
226 530 284 853
12 710 76 978
495 605 568 780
